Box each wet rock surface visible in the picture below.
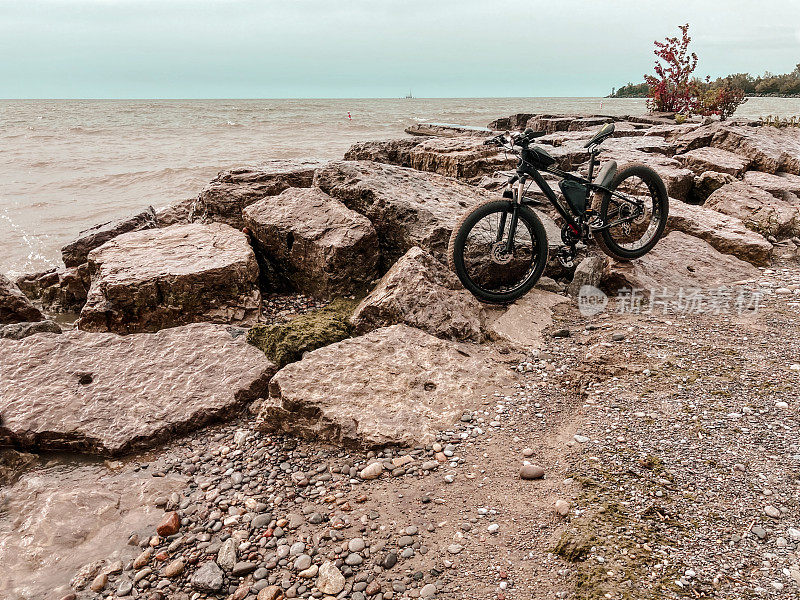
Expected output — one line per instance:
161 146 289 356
258 324 511 447
243 187 379 299
61 206 157 268
0 273 45 324
0 323 275 454
350 246 485 342
15 263 91 313
78 223 261 333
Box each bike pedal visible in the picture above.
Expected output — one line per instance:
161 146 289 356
558 257 575 268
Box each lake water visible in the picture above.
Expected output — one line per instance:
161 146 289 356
2 96 799 276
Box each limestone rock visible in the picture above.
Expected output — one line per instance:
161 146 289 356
743 171 800 201
243 188 379 298
666 200 772 266
601 231 760 293
673 123 721 154
78 223 261 334
609 152 695 201
314 160 491 267
350 246 484 342
0 274 44 324
195 160 322 228
711 124 800 174
257 325 511 447
0 448 38 485
487 113 536 130
0 320 62 340
405 122 493 137
483 289 568 351
675 147 750 176
566 256 610 297
688 171 736 204
155 198 196 227
15 264 91 313
61 207 157 268
345 137 514 180
0 323 276 455
705 181 800 239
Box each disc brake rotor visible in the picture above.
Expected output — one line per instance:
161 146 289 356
490 240 513 265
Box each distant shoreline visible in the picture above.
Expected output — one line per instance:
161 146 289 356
608 92 800 99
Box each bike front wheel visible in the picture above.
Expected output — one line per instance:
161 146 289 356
448 200 549 304
592 163 669 261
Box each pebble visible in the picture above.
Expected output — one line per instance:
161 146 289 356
764 505 781 519
519 464 545 480
420 583 438 598
447 544 463 554
191 561 224 591
573 434 590 443
554 499 570 516
156 511 180 537
163 560 184 578
257 586 283 600
316 561 346 595
360 462 383 480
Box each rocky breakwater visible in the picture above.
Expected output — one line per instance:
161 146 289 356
77 223 261 333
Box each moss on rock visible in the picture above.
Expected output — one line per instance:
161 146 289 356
246 298 358 368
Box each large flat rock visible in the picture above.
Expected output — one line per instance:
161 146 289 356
602 232 760 294
705 181 800 239
314 160 491 268
61 207 157 268
78 223 261 333
743 171 800 201
350 246 484 342
0 274 44 324
243 188 379 299
666 200 772 266
675 147 750 177
0 324 276 455
195 160 322 229
257 324 511 447
711 124 800 175
344 137 514 180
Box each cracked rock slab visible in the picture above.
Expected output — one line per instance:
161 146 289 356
257 324 512 447
0 323 276 455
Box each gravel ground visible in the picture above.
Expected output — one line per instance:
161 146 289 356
10 263 800 600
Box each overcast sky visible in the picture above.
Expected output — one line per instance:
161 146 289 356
1 0 799 98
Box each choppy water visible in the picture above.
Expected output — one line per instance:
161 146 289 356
2 96 800 276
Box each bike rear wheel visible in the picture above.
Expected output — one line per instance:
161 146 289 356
593 163 669 260
448 200 549 304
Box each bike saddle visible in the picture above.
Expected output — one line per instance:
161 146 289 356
522 128 547 141
584 123 615 147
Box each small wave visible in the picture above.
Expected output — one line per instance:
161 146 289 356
224 121 243 127
0 207 56 276
68 126 104 135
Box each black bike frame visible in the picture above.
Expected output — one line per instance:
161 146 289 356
501 149 643 255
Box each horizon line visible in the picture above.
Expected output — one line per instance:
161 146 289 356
0 95 632 102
